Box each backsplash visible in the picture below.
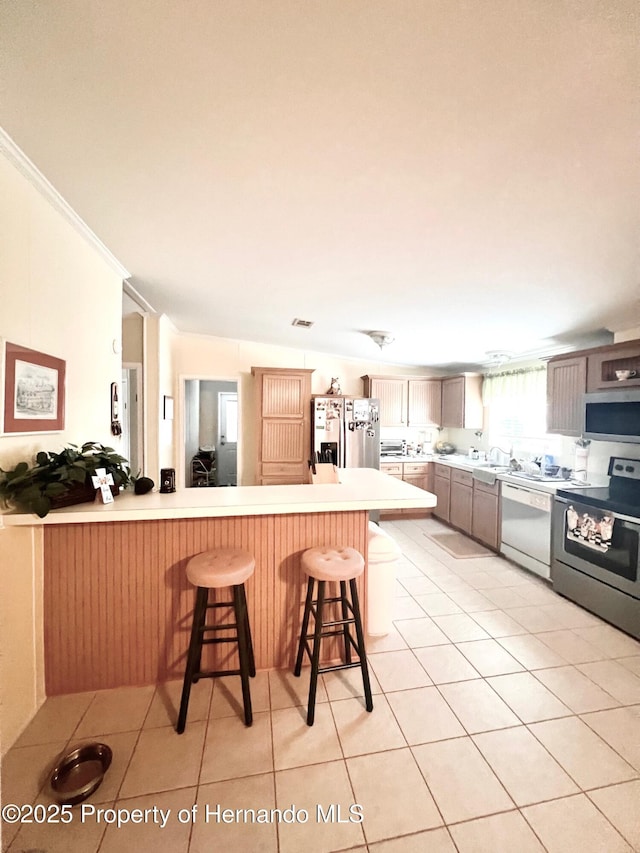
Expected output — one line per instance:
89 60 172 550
382 423 640 482
445 427 640 480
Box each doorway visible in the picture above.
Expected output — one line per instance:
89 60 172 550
183 379 238 487
121 365 143 477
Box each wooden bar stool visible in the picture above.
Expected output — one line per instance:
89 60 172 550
294 545 373 725
177 547 256 734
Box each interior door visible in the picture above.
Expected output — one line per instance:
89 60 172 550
217 392 238 485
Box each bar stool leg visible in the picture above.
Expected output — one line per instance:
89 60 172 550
294 577 315 677
350 578 373 712
193 587 209 683
340 580 352 665
233 584 253 726
239 584 256 677
307 580 325 726
177 585 209 734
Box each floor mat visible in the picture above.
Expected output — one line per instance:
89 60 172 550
426 532 493 558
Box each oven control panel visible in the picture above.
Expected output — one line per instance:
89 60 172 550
608 457 640 482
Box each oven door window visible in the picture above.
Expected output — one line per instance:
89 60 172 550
563 503 638 583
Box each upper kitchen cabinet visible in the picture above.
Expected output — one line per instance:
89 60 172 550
362 376 407 427
362 375 441 427
546 339 640 436
440 374 483 429
408 378 442 427
252 367 314 485
586 340 640 391
546 355 587 436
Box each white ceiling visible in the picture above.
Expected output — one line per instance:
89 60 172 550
1 1 639 369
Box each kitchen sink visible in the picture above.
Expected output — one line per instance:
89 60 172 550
507 471 571 483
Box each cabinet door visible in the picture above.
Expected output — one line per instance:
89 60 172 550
472 489 499 549
408 379 442 427
432 475 451 522
262 373 307 418
261 421 306 463
403 473 428 490
370 378 408 427
402 473 432 516
450 481 472 533
441 377 465 428
546 357 587 436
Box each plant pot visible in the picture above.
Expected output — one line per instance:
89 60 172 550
49 480 119 510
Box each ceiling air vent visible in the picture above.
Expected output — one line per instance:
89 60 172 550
292 318 314 328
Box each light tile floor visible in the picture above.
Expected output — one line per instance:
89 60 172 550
3 516 640 852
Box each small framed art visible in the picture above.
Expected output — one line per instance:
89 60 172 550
2 341 66 433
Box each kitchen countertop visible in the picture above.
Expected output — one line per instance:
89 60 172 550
381 454 597 494
1 467 436 526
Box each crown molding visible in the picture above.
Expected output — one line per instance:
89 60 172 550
123 280 156 314
0 126 130 279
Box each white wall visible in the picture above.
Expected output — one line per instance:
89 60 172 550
0 151 124 754
614 328 640 343
171 331 435 485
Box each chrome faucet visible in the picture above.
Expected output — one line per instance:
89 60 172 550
488 446 513 464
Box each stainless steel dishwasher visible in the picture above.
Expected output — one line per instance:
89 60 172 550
500 481 553 579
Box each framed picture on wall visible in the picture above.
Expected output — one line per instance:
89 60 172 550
2 341 66 433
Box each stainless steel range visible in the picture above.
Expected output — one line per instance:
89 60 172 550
552 456 640 640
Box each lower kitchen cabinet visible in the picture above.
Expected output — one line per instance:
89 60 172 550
435 463 501 551
449 469 473 533
379 463 404 517
382 459 501 551
471 480 500 549
432 463 451 523
380 461 433 519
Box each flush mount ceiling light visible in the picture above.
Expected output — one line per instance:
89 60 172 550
367 330 395 350
484 350 513 367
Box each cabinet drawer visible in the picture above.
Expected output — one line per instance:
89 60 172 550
381 463 403 475
260 475 305 486
261 462 305 477
404 462 432 475
473 478 500 495
451 468 473 487
434 463 451 479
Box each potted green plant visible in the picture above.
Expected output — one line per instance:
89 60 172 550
0 441 132 518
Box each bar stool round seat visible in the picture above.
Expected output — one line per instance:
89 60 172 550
177 547 256 735
301 546 364 583
186 548 255 588
295 544 373 726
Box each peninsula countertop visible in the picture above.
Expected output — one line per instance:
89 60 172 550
16 467 435 692
2 467 436 526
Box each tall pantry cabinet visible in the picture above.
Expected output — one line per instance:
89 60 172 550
252 367 314 485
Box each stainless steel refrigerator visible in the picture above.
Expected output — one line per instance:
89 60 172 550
311 396 380 469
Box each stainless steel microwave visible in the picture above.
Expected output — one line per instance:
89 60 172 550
584 389 640 443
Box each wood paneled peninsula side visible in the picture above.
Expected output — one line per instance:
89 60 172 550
3 469 435 696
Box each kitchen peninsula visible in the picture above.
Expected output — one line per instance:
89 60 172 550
4 469 434 696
